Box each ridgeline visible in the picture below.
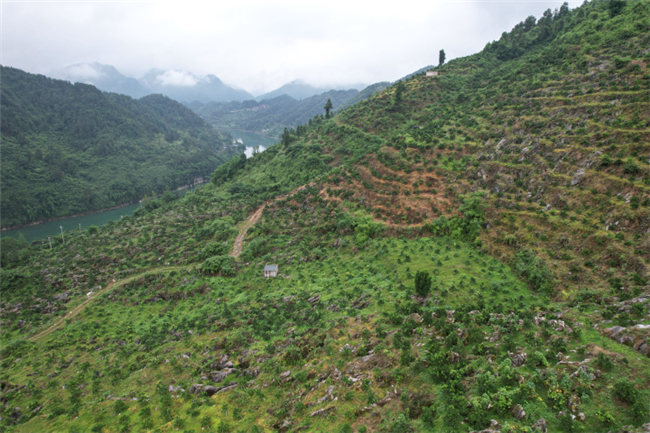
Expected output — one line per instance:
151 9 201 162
1 1 649 432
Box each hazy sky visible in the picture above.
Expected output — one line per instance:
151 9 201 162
2 0 578 95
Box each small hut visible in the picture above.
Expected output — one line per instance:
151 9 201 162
263 265 278 278
426 71 439 77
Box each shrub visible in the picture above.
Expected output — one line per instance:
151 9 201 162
390 413 411 433
514 249 554 294
200 242 229 259
415 270 432 296
201 255 236 276
613 380 637 404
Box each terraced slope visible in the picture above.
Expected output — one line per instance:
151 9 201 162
1 1 649 433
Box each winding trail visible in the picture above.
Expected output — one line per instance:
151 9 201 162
231 205 265 257
29 265 193 342
29 184 313 342
230 184 311 258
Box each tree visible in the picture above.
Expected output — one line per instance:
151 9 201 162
281 127 291 148
324 99 333 119
415 270 432 296
608 0 625 17
394 81 406 107
439 49 446 66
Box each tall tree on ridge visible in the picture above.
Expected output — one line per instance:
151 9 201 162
324 99 333 119
439 49 446 66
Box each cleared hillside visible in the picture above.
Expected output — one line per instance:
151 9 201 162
1 1 649 433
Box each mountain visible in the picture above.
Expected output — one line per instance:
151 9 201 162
141 69 253 103
56 62 149 98
255 79 363 101
55 62 253 103
0 66 243 228
2 2 650 433
194 89 359 137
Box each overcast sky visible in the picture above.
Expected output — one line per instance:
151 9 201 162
2 0 578 95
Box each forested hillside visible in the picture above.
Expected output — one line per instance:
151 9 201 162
193 89 359 137
1 1 649 433
0 67 243 228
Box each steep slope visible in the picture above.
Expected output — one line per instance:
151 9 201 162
1 2 649 433
0 67 243 228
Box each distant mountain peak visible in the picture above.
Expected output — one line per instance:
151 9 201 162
54 63 252 103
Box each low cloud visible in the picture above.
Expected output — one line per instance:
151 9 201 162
153 70 198 87
65 63 102 81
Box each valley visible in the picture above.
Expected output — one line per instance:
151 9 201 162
1 1 649 433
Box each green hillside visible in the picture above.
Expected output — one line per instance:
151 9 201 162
1 1 649 433
0 67 243 229
193 89 359 138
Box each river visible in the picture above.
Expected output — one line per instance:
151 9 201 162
223 129 278 157
2 188 194 244
3 131 278 244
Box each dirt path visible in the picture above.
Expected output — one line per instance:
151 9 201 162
230 184 313 258
231 205 265 257
29 265 193 342
30 185 312 341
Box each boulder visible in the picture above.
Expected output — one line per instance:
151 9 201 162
532 418 547 432
203 386 218 396
189 384 204 395
216 383 238 394
511 352 527 367
512 404 526 419
209 368 236 383
310 406 336 417
605 326 627 336
570 169 586 186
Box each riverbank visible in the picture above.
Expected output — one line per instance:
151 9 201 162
0 200 141 232
221 128 280 140
2 182 207 232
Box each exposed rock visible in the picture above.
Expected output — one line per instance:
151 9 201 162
448 352 461 364
605 326 627 336
510 351 527 367
568 395 581 413
189 384 204 395
277 419 291 432
208 368 236 383
512 404 526 419
203 386 218 396
307 294 321 305
310 406 336 417
532 418 547 432
216 383 238 394
570 169 586 186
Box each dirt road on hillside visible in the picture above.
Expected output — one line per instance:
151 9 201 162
29 265 193 341
230 184 312 258
231 205 265 257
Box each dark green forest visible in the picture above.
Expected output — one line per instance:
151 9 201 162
0 66 243 228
